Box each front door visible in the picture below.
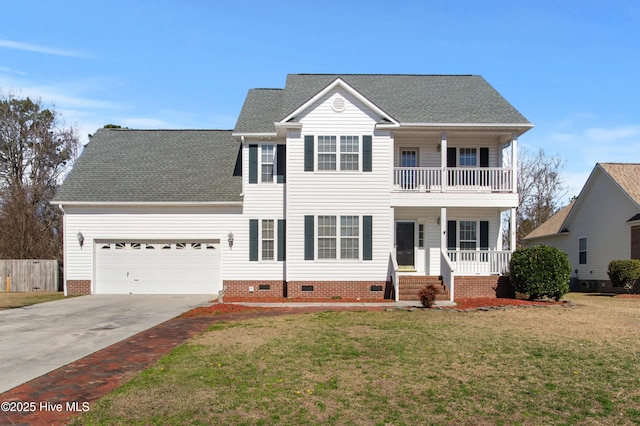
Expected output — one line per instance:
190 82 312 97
396 222 415 269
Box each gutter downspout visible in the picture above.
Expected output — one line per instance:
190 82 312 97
58 204 68 296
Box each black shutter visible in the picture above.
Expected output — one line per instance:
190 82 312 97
249 219 258 261
363 135 372 172
480 148 489 167
248 145 258 184
363 216 373 260
276 144 286 183
278 219 286 261
304 135 314 172
447 147 457 167
447 220 457 250
480 221 489 250
304 215 314 260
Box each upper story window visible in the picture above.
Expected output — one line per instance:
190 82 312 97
579 237 587 264
249 144 285 184
340 136 359 171
305 135 371 173
317 135 360 171
261 144 275 183
317 136 337 171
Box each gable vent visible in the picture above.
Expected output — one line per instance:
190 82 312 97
332 95 346 112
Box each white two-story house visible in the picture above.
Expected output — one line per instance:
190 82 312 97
54 74 532 301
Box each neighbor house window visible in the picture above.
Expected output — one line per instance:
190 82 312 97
317 136 337 171
318 216 337 259
579 237 587 264
340 216 359 259
340 136 359 170
261 144 275 182
262 220 274 260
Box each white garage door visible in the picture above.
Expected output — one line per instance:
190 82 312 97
95 241 221 294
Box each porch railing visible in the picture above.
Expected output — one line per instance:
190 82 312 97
446 250 511 275
440 250 455 302
393 167 513 193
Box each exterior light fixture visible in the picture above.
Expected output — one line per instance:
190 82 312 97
228 231 234 249
77 231 85 249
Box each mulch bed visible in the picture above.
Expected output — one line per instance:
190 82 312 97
179 297 569 318
615 294 640 298
447 297 567 310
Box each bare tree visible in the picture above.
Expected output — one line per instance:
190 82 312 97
515 147 567 247
0 93 80 259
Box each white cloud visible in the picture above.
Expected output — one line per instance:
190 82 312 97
0 66 27 76
585 125 640 143
0 39 81 57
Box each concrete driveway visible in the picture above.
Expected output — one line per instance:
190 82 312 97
0 294 213 393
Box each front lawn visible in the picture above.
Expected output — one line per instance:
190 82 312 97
0 291 69 309
73 294 640 425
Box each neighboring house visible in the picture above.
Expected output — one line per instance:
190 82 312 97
54 74 533 301
524 163 640 293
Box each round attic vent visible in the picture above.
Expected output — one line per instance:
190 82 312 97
332 96 346 112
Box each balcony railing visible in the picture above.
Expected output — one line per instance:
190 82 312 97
446 250 511 275
393 167 514 193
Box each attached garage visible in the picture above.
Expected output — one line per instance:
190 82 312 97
95 241 221 294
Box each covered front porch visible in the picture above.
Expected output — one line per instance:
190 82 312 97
390 206 517 302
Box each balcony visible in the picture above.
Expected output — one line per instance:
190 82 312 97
393 167 514 193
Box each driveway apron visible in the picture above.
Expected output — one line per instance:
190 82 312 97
0 294 213 394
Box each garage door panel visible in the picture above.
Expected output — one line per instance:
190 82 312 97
95 241 220 294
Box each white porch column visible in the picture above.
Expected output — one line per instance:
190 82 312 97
440 207 447 252
440 132 447 192
511 134 518 193
510 207 517 251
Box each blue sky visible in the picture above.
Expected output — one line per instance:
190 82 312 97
1 0 639 201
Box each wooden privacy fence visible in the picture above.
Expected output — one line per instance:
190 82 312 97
0 260 60 292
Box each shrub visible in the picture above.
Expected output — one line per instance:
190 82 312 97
418 284 439 308
509 245 571 301
607 260 640 293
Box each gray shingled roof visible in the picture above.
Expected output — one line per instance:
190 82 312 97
234 74 531 133
54 129 242 203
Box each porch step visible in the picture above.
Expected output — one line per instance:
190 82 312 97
398 275 450 301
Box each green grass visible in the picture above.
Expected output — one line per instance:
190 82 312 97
72 294 640 425
0 291 69 309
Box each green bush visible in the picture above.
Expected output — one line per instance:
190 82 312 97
607 260 640 293
509 245 571 301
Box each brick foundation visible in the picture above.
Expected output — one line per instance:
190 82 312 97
223 280 286 298
287 281 388 299
67 280 91 295
454 276 514 299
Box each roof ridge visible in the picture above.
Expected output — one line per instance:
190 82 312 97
292 73 477 77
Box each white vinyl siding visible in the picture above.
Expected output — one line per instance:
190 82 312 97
286 88 391 281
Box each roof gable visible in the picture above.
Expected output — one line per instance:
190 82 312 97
599 163 640 207
280 77 396 125
54 129 242 204
233 74 532 135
